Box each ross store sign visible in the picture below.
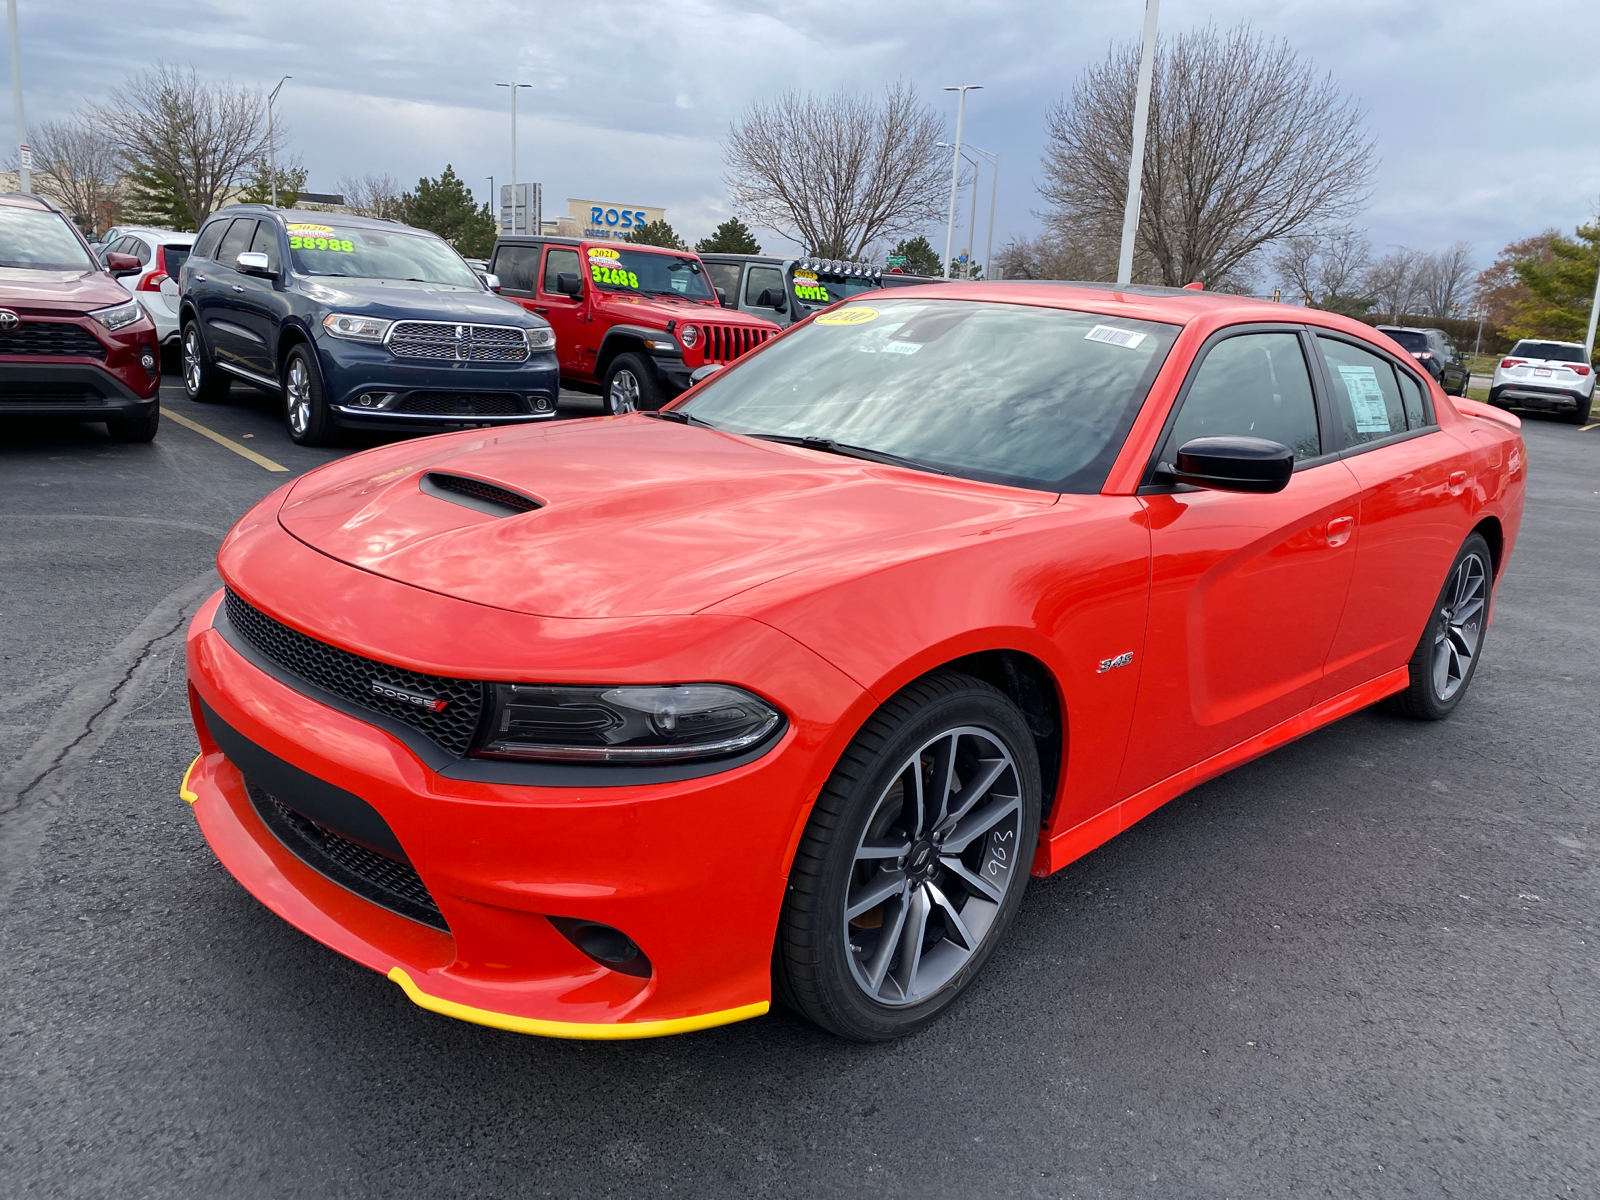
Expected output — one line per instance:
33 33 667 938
568 198 665 241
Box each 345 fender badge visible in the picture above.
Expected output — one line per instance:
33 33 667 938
1097 652 1134 674
371 680 448 712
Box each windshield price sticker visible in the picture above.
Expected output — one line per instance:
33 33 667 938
816 306 879 327
1338 365 1392 433
586 246 639 288
792 268 831 303
289 235 354 251
1085 325 1147 350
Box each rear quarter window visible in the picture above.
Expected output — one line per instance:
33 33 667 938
192 221 226 261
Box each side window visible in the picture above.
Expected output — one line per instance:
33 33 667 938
248 222 281 272
745 265 784 307
192 221 226 261
217 219 257 267
1317 337 1408 446
542 248 580 295
1164 331 1322 463
492 244 541 294
703 262 741 306
1395 367 1430 429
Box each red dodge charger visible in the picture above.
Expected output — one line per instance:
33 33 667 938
182 282 1525 1041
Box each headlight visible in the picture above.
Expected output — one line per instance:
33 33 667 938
89 299 143 332
679 325 699 348
322 313 392 342
475 682 783 763
526 326 555 352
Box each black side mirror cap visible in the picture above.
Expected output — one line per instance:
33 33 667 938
1162 435 1294 494
689 364 724 385
756 287 787 312
556 272 582 297
714 286 729 307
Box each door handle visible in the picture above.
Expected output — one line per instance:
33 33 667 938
534 307 549 315
1448 470 1468 495
194 275 207 283
1325 515 1354 547
232 285 244 293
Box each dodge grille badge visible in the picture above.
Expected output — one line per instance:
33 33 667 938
371 680 448 712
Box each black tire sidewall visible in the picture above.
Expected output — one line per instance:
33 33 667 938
181 321 227 402
779 673 1042 1041
106 409 160 443
1399 532 1492 720
604 352 661 413
284 344 336 446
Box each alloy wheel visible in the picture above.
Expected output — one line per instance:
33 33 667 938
1433 551 1487 701
182 327 203 396
608 369 639 413
285 357 312 436
843 726 1024 1007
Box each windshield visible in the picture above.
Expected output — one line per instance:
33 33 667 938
0 206 96 272
1511 340 1587 363
286 222 480 287
585 246 714 299
1382 329 1430 353
681 298 1178 492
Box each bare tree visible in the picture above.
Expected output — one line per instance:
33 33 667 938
1271 226 1371 311
337 173 404 220
1364 248 1425 322
95 63 273 230
724 83 948 259
21 113 119 233
1040 23 1375 287
992 231 1117 281
1415 241 1475 318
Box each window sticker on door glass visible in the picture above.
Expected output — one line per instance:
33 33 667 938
1337 364 1391 433
1085 324 1147 349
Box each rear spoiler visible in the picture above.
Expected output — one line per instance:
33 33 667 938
1451 396 1521 430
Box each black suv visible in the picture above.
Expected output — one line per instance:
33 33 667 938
1375 325 1469 396
178 206 558 445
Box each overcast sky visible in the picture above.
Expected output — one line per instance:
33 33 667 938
10 0 1599 279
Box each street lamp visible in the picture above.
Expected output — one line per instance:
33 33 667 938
495 81 533 233
1116 0 1159 286
7 0 28 194
937 141 999 280
942 85 982 279
267 75 291 207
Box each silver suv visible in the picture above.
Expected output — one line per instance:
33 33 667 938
99 227 194 354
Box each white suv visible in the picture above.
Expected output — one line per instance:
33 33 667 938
100 227 194 355
1490 339 1595 424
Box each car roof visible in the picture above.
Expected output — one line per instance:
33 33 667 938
1511 336 1584 347
0 191 58 212
207 205 421 235
1376 325 1431 334
110 227 195 243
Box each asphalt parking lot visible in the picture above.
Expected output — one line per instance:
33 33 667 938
2 380 1596 1198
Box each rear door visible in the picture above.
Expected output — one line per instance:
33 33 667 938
702 260 742 309
229 221 286 376
204 218 259 370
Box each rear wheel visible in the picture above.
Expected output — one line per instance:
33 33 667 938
776 671 1041 1041
106 408 160 443
1394 533 1492 720
181 321 229 403
283 344 338 446
1568 392 1592 425
602 352 662 414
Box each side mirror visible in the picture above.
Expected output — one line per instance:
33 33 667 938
1163 435 1293 494
756 287 787 312
714 286 729 308
689 364 724 385
556 272 582 297
105 251 141 275
236 251 275 277
481 272 502 293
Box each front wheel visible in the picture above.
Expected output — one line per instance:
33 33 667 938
1394 532 1492 720
776 671 1041 1041
282 344 338 446
602 352 662 414
106 409 160 443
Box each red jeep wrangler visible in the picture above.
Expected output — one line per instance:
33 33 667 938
489 237 780 412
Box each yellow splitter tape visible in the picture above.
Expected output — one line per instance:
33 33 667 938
164 408 289 472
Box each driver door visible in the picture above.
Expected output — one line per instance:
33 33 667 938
537 247 590 381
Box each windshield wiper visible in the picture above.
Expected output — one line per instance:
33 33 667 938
644 409 719 429
748 434 946 476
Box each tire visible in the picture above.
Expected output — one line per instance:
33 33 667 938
1567 392 1592 425
776 670 1042 1041
181 321 229 403
1394 532 1492 720
602 352 662 414
106 408 160 443
282 344 338 447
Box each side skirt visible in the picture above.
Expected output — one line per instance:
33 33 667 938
1031 666 1410 876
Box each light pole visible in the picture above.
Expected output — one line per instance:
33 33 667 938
942 85 981 279
267 75 290 207
939 142 1000 280
496 81 532 233
1116 0 1160 286
1585 254 1600 362
7 0 27 194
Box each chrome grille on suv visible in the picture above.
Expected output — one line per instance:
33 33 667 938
387 321 529 362
223 589 485 756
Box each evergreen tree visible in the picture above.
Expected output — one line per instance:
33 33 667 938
1508 220 1599 355
626 219 685 250
400 165 498 258
236 156 308 207
890 235 940 276
695 217 761 254
121 161 193 230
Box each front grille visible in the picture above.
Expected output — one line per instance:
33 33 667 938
703 324 772 364
0 322 106 358
224 589 485 756
394 391 528 416
0 380 108 403
425 472 541 513
248 783 448 931
387 321 530 362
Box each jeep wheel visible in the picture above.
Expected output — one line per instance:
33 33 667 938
181 322 229 403
602 353 662 414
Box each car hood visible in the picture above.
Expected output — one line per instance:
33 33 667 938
295 278 540 325
596 292 778 330
0 267 132 314
276 416 1054 619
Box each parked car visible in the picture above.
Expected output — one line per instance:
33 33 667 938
177 206 559 445
1374 325 1469 395
699 253 945 329
489 236 780 412
180 281 1525 1042
99 226 193 359
0 193 161 441
1489 338 1595 424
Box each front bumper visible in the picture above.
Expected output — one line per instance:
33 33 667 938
0 362 159 419
181 526 870 1036
315 333 560 429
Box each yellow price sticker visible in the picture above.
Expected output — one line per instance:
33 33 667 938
815 306 879 326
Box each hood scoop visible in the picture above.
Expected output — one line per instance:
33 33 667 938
419 472 542 518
